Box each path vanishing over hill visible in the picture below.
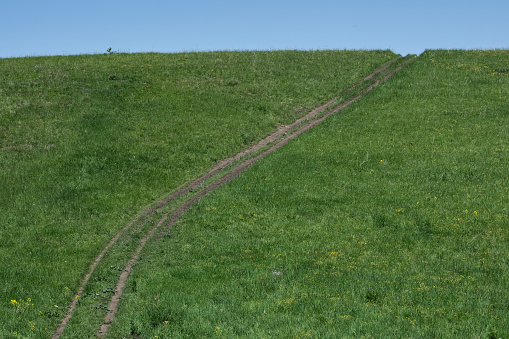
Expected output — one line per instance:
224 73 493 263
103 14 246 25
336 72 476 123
51 55 416 338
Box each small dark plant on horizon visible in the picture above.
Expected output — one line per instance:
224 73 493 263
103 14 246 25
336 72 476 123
365 287 382 304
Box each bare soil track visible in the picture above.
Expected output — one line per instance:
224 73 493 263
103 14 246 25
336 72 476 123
53 55 415 338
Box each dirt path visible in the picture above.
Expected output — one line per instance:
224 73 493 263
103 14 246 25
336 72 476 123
53 55 415 339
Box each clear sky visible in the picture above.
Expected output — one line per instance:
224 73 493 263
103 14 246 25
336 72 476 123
1 0 508 59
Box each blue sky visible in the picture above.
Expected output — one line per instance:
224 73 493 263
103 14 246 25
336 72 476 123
1 0 508 58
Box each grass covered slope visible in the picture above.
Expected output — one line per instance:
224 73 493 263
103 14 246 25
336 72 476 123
0 50 398 337
107 50 509 338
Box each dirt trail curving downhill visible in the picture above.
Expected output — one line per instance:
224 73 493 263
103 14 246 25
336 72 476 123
53 55 415 339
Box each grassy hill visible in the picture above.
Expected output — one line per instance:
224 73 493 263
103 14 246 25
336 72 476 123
1 50 399 338
107 50 507 338
1 50 507 338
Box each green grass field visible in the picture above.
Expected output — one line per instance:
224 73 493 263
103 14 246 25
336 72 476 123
104 50 508 338
1 49 507 338
0 50 399 338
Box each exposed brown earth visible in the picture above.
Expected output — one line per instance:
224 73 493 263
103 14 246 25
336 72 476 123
53 55 415 338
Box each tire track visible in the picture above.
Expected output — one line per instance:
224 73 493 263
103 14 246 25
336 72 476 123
53 55 414 338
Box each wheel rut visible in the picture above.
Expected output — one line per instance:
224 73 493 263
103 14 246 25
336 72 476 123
53 55 416 338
